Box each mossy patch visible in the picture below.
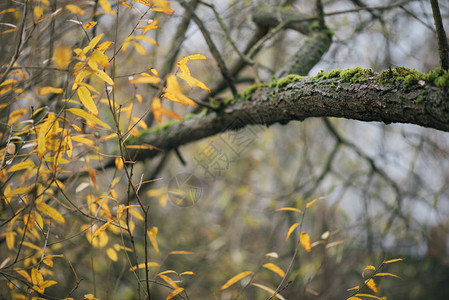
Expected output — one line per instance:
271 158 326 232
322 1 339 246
379 67 449 88
316 67 375 83
240 82 269 101
270 74 308 88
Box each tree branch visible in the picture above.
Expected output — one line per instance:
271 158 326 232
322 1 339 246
133 72 449 161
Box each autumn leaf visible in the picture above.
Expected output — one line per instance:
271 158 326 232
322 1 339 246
274 207 302 214
306 197 324 208
177 54 206 75
262 263 285 278
8 160 35 172
384 258 405 264
365 278 378 293
166 287 184 300
362 265 376 277
68 108 111 129
285 223 300 241
147 227 160 253
129 262 160 271
84 21 97 30
137 19 160 34
219 271 253 291
163 75 197 106
77 86 99 115
299 232 311 253
36 202 66 224
92 220 113 238
374 272 400 279
107 248 118 261
158 274 179 289
66 4 85 15
177 72 210 92
53 46 72 69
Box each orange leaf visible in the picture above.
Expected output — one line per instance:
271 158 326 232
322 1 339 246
84 21 97 30
219 271 253 291
299 232 311 253
365 278 378 293
274 207 302 214
166 287 184 300
306 197 323 208
362 265 376 277
383 258 404 264
129 262 160 271
262 263 285 278
374 272 400 279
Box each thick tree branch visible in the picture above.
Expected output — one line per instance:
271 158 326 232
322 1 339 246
133 72 449 161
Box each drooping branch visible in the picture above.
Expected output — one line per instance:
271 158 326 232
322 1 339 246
133 71 449 161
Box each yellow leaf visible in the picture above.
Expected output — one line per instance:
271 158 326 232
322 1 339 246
8 160 35 172
347 297 363 300
362 265 376 277
93 220 113 238
71 135 95 146
166 288 184 300
53 46 72 69
219 271 253 291
132 0 152 7
177 73 210 92
65 4 85 15
36 202 66 224
129 75 160 84
365 278 378 293
299 232 311 253
163 75 197 106
15 269 31 282
97 41 113 53
77 86 98 115
0 28 18 35
150 0 174 14
94 69 114 86
251 283 286 300
374 272 400 279
158 274 179 289
137 19 160 34
152 97 162 122
168 251 194 255
84 21 97 30
133 42 147 55
274 207 302 214
39 86 63 96
354 294 382 299
129 262 160 271
180 271 196 276
147 227 160 253
384 258 404 264
107 248 118 261
306 197 323 208
129 208 144 221
99 0 112 13
262 263 285 278
285 223 300 241
34 6 44 19
177 54 206 75
68 108 111 129
8 108 28 125
347 285 360 291
0 8 18 15
31 268 43 285
85 34 104 53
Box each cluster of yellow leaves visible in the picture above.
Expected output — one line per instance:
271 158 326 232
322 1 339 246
346 258 404 300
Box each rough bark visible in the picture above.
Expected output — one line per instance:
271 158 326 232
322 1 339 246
133 74 449 161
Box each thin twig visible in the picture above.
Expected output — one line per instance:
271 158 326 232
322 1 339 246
430 0 449 70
